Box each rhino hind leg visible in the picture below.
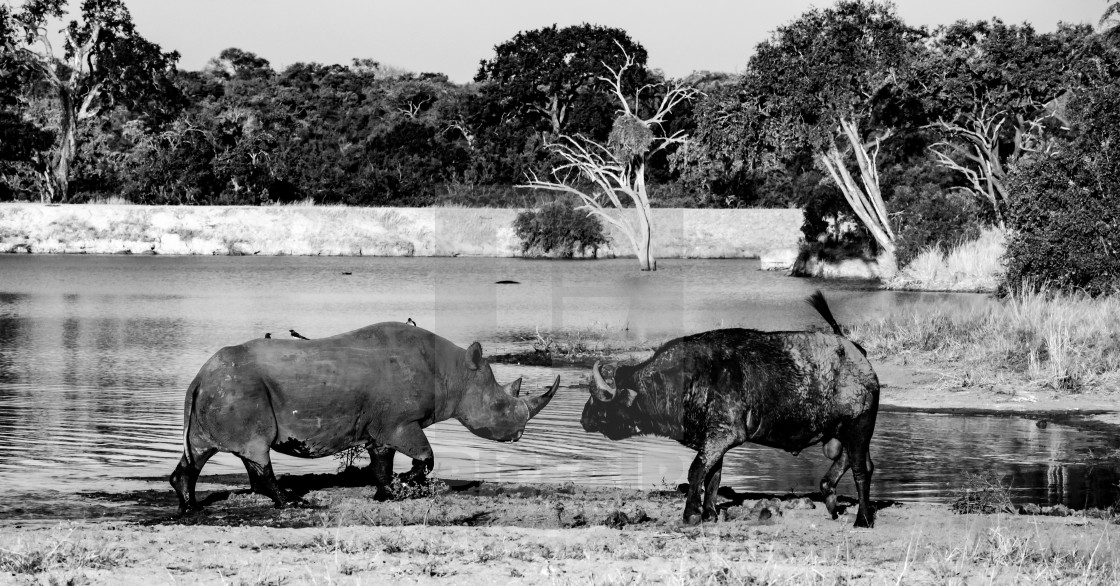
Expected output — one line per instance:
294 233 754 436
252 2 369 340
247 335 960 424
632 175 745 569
170 448 216 515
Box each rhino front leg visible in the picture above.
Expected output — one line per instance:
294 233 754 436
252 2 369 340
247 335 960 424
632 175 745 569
385 422 435 485
368 445 396 501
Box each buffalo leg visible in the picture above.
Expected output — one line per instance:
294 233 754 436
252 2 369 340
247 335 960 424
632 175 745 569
169 448 216 515
368 445 396 501
846 443 875 528
843 415 876 528
385 423 435 484
683 437 739 525
701 458 724 522
820 439 850 520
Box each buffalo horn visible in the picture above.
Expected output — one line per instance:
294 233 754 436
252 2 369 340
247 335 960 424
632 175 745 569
591 361 617 402
523 376 561 418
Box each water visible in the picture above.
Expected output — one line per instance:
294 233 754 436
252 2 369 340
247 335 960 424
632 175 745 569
0 255 1116 521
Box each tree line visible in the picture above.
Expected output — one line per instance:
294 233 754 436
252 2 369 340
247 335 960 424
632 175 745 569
1 0 1118 281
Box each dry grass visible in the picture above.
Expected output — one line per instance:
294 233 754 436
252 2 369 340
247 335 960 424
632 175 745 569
886 227 1005 292
0 527 126 575
851 288 1120 393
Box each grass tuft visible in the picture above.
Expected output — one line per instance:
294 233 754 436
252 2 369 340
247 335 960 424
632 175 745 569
0 529 126 575
886 227 1005 292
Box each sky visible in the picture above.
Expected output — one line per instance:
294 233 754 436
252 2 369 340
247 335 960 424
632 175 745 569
119 0 1112 83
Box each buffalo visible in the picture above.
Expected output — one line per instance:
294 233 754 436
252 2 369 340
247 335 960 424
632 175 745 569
582 291 879 527
170 322 560 514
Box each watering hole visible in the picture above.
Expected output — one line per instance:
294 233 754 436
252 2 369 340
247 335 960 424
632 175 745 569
0 255 1116 522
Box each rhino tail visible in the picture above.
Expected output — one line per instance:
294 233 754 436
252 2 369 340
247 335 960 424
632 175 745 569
805 290 867 357
182 373 203 466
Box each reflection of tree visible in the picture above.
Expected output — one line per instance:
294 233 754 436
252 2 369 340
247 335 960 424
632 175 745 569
0 294 27 385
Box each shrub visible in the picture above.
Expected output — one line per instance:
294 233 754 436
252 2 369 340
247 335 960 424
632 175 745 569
1003 82 1120 296
890 184 984 267
513 199 609 257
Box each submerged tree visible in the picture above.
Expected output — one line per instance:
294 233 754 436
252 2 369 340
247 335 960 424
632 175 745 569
524 49 698 271
11 0 179 202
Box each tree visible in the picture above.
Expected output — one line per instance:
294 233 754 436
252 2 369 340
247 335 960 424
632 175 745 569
1103 0 1120 42
681 1 925 275
475 24 648 138
0 5 54 199
920 21 1093 228
525 49 698 271
12 0 179 202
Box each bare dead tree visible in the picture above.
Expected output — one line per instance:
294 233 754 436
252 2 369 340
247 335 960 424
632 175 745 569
927 103 1057 230
17 17 104 202
817 118 898 275
524 48 699 271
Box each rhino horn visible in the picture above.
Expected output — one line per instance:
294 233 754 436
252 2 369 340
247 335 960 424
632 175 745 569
523 376 560 419
591 361 617 402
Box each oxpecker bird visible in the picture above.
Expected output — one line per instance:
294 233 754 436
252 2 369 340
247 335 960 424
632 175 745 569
264 333 271 339
290 329 310 340
406 318 417 326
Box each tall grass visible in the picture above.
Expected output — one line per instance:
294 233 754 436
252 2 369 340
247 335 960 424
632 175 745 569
851 288 1120 392
886 227 1005 292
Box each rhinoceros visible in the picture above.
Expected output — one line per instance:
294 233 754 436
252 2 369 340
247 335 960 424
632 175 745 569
169 322 560 514
581 291 880 527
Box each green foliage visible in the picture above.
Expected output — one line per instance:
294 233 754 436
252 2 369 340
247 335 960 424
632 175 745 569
513 200 609 257
888 158 985 266
475 23 648 139
1004 81 1120 296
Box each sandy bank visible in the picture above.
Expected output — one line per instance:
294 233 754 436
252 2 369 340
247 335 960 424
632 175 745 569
0 203 804 258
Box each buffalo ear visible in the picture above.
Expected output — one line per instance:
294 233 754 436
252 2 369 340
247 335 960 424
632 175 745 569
619 388 638 407
467 342 483 370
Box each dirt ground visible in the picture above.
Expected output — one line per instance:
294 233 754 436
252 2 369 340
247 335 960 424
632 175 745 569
3 357 1119 585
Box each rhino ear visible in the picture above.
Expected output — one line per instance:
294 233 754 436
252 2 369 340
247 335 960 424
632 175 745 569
467 341 483 370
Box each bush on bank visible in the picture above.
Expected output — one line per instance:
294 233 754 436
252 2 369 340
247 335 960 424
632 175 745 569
512 200 609 258
1003 82 1120 297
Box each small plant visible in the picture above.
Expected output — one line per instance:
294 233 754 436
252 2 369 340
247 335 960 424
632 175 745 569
513 199 609 258
950 471 1015 514
334 446 366 472
387 475 447 501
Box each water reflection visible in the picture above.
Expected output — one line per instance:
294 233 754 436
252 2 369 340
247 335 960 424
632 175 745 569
0 256 1114 515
